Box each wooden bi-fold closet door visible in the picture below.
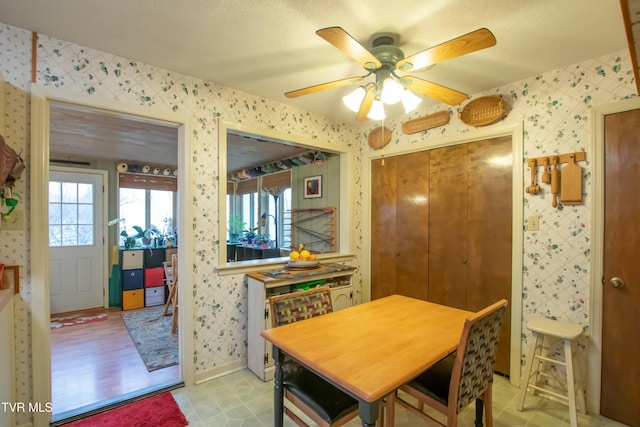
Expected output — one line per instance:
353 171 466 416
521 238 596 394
370 135 512 375
371 150 430 301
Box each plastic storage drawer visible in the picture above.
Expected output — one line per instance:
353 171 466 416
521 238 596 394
122 269 144 290
144 267 164 287
121 250 144 269
145 286 165 307
122 289 144 310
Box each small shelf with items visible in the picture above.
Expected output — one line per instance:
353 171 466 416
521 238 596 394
246 262 355 381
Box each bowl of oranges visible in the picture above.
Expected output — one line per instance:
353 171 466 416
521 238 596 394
287 244 319 268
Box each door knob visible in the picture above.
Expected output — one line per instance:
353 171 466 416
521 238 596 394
609 277 625 289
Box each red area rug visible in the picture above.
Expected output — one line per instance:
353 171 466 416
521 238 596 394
50 310 108 329
62 392 188 427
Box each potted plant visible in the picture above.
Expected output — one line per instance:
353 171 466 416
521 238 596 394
121 225 145 249
243 227 258 245
254 234 271 249
227 214 245 243
142 225 162 246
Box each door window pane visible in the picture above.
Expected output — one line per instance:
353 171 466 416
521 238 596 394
62 182 78 203
49 181 95 247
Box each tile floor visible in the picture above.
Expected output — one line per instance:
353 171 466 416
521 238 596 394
171 369 630 427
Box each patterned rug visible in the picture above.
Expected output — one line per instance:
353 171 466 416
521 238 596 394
50 310 108 329
121 306 178 372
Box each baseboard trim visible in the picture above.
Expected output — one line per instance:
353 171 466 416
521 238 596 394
193 359 247 384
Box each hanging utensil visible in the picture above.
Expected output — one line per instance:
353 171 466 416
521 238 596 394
551 156 560 207
541 157 551 184
526 158 540 194
561 153 583 204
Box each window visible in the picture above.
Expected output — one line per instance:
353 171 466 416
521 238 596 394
118 188 175 245
281 188 292 249
49 181 95 246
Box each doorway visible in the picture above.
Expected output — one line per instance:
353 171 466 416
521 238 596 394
48 117 181 420
590 101 640 426
30 86 195 427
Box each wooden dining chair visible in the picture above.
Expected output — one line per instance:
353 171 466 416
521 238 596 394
389 299 508 427
268 286 359 427
163 253 178 334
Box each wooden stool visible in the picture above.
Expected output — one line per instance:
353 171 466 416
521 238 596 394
516 318 585 427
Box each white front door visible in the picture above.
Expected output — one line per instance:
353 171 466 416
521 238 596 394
49 169 105 314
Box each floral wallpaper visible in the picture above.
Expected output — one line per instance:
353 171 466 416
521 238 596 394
0 22 364 424
0 19 636 424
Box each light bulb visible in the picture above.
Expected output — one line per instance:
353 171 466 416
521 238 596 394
367 100 386 120
381 78 404 104
401 90 422 113
342 87 366 112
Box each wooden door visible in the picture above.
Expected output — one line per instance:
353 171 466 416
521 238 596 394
602 109 640 426
371 157 398 300
467 136 512 375
428 144 468 309
396 151 429 300
371 151 430 300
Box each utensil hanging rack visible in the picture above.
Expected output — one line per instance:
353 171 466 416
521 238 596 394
526 151 586 208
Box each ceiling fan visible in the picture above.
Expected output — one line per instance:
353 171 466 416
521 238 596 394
285 26 496 121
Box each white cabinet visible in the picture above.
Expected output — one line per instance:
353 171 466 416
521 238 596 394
247 263 355 381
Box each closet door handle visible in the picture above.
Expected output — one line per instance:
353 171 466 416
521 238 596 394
609 277 625 289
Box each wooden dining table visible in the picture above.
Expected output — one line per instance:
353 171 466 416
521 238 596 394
261 294 473 427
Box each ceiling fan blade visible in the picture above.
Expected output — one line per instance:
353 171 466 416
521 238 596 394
400 76 468 106
397 28 496 72
285 76 365 98
316 27 382 70
356 85 376 121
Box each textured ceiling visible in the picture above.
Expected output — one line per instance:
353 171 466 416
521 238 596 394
0 0 630 123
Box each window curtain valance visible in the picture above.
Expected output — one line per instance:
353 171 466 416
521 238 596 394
261 170 291 194
118 173 177 192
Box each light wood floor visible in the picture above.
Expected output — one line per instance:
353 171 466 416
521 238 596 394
50 307 180 419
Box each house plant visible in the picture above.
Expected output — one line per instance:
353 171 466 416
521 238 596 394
254 234 271 249
142 225 162 246
121 225 145 249
227 214 245 243
243 227 258 245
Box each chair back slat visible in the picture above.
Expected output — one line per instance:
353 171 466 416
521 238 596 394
453 300 508 413
269 286 333 328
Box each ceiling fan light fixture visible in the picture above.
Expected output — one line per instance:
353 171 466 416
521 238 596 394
381 77 404 104
401 90 422 114
343 86 366 112
367 99 386 120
